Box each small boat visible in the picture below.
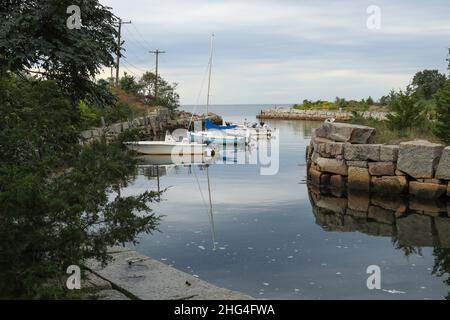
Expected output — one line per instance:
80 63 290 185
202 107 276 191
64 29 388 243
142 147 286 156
124 134 215 156
188 130 248 145
204 118 272 138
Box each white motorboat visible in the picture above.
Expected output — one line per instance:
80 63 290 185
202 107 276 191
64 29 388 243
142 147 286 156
124 134 215 156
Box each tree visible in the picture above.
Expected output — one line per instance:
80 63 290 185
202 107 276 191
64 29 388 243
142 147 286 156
139 71 180 111
386 87 427 131
0 74 161 298
0 0 162 298
433 80 450 144
0 0 118 106
366 96 374 105
119 72 143 95
411 70 447 100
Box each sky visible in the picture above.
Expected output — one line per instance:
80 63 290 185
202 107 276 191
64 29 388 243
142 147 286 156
101 0 450 105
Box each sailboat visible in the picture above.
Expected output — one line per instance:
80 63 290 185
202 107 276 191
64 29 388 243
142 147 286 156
188 34 251 146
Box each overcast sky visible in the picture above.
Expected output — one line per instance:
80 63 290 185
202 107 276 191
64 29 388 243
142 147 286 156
101 0 450 105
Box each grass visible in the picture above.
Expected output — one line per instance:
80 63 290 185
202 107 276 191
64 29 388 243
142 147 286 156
347 116 441 144
292 100 388 113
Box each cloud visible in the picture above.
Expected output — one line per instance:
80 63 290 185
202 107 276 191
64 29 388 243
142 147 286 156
100 0 450 104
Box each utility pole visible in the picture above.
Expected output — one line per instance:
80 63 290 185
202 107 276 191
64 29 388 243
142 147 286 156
115 18 131 86
149 49 166 102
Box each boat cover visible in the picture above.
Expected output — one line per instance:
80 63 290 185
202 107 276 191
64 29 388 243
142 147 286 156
205 119 237 130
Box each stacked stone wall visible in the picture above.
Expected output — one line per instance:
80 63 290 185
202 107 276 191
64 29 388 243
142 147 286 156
306 122 450 199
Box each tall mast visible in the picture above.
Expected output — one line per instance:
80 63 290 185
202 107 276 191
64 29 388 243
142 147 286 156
206 166 216 251
206 33 214 115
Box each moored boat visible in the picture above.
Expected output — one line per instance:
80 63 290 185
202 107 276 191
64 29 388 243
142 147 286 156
124 134 214 156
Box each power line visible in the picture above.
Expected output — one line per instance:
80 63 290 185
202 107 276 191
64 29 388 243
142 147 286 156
130 23 153 48
122 24 151 55
121 59 148 75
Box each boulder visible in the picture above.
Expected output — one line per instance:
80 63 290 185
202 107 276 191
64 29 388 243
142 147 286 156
409 181 447 199
397 140 444 178
344 144 381 161
316 157 348 175
436 146 450 180
380 145 399 162
348 167 370 192
368 162 395 176
371 176 408 194
346 161 368 168
315 122 376 144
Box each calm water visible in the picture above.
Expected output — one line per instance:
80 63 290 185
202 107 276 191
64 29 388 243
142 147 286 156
124 104 450 300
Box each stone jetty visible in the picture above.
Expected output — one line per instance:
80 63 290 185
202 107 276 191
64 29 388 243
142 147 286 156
257 108 388 122
306 122 450 199
86 247 253 300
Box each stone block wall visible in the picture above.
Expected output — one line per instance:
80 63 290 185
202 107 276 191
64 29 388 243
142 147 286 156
79 109 169 145
306 122 450 199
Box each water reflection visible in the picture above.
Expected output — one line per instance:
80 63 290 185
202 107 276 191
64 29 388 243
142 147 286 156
308 185 450 298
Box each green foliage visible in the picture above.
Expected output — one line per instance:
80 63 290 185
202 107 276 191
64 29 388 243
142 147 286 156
293 99 338 110
78 100 101 129
386 87 428 131
293 98 370 112
0 0 118 106
433 80 450 144
139 71 180 112
119 73 143 95
0 74 160 299
412 69 447 100
0 74 80 167
348 114 437 144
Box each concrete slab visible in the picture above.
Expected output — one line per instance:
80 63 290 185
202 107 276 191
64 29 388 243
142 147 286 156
86 248 253 300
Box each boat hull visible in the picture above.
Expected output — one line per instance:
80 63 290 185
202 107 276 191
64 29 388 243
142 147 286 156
189 132 247 145
125 142 207 155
